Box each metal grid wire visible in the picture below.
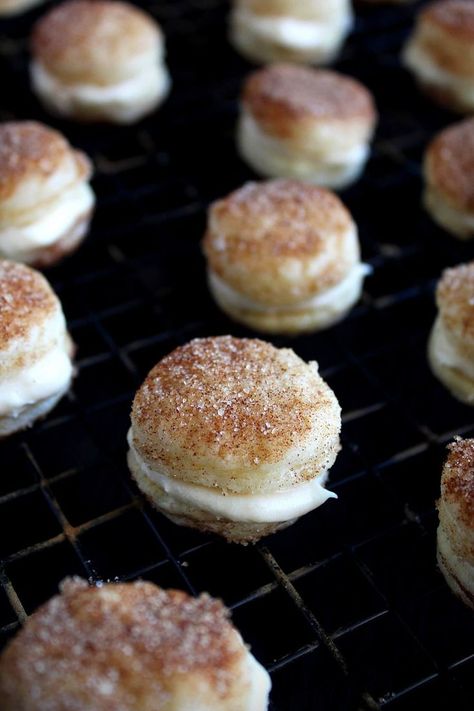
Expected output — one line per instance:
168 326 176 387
0 0 474 708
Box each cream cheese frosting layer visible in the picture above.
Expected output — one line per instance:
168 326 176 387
128 430 336 524
238 112 369 186
0 389 67 437
31 60 170 122
430 316 474 381
244 651 272 711
208 262 370 314
240 112 369 163
233 10 351 50
0 341 72 417
0 182 94 257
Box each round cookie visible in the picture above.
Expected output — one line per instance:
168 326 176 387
437 438 474 609
203 180 369 334
31 0 170 123
230 0 353 65
0 260 74 436
0 577 272 710
128 336 341 544
237 64 377 189
428 261 474 405
424 117 474 239
403 0 474 114
0 121 94 266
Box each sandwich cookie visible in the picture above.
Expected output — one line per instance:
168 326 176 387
237 63 377 189
424 117 474 240
437 438 474 609
230 0 353 66
428 261 474 405
0 121 94 266
203 180 369 334
31 0 170 123
0 260 74 437
128 336 341 544
0 577 271 710
403 0 474 114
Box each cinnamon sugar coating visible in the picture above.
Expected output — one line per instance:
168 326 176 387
441 438 474 526
0 260 57 350
0 121 90 203
242 64 376 137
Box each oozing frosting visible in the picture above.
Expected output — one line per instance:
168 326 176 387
128 430 336 524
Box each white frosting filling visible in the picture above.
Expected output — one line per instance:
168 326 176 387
245 652 272 711
0 389 66 437
234 9 351 51
128 431 336 524
31 60 170 123
238 112 369 188
209 261 370 315
0 343 73 417
403 43 474 106
181 649 271 711
431 316 474 381
0 182 94 258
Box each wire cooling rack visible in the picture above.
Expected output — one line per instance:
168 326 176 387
0 1 474 708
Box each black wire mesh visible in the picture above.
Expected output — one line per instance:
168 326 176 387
1 0 474 709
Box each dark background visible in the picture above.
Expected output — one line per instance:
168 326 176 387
0 0 473 708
